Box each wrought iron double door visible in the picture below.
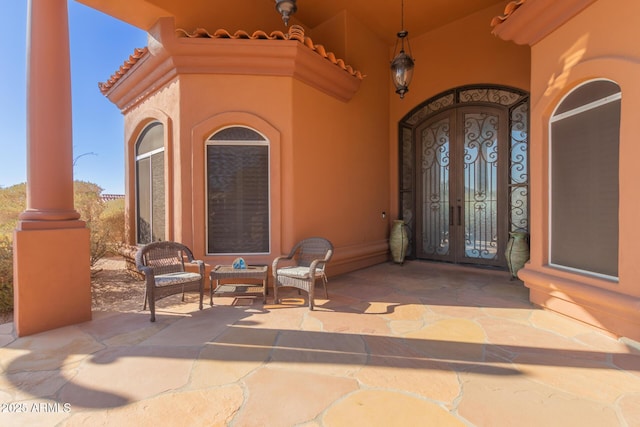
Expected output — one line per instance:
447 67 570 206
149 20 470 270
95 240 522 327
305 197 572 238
415 106 508 267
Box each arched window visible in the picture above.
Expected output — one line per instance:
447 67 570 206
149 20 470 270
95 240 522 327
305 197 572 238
135 122 165 244
206 127 269 254
550 80 620 279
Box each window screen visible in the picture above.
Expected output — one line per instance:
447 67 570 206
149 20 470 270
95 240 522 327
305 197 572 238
550 81 620 278
135 122 165 244
207 128 269 254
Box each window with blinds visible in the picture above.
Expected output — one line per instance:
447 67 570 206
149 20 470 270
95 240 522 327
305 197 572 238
206 127 269 254
550 80 620 279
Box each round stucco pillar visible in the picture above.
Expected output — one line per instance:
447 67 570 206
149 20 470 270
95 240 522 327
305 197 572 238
13 0 91 337
20 0 80 221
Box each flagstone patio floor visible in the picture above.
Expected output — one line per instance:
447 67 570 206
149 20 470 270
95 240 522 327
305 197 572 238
1 261 639 426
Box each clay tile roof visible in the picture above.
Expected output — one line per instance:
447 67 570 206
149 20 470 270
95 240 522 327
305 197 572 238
98 47 148 95
490 0 527 28
174 24 365 80
99 25 363 96
176 27 289 40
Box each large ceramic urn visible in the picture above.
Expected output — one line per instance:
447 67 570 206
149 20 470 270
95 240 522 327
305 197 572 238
390 220 409 264
505 231 529 279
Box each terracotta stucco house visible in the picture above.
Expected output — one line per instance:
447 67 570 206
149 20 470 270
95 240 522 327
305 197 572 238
14 0 640 342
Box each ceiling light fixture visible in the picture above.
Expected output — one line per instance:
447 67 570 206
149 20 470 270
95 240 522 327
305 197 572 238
275 0 297 27
390 0 415 99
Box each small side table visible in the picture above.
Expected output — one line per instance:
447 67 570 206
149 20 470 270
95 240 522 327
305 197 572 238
209 265 268 305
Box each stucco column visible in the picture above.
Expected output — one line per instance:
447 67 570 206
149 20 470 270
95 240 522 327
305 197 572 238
20 0 79 222
13 0 91 336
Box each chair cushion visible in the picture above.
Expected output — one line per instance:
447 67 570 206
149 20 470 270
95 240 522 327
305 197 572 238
154 272 201 287
277 266 324 279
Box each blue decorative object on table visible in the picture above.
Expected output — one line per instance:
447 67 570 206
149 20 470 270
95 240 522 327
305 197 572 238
232 257 246 269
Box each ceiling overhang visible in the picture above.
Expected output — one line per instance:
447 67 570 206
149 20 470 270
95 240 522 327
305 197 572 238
77 0 505 46
491 0 599 45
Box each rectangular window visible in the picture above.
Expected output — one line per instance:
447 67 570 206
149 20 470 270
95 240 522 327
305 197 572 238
137 157 151 244
151 153 165 242
207 143 269 254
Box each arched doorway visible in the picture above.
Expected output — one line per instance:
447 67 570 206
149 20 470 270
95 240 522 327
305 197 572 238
399 85 529 268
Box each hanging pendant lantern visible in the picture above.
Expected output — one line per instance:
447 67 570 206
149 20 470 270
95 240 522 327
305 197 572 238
275 0 297 26
390 1 415 99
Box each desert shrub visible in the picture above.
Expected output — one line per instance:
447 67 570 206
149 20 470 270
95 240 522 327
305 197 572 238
0 181 126 312
0 236 13 313
74 181 111 267
100 198 126 248
0 183 25 239
0 184 23 313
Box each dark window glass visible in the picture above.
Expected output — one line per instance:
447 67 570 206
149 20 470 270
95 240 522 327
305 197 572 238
550 81 620 277
135 122 165 244
137 157 151 243
207 130 269 254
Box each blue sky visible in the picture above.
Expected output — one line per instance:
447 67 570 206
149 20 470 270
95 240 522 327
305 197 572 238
0 1 148 194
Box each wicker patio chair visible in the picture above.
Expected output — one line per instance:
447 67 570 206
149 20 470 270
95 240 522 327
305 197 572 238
135 241 205 322
272 237 333 310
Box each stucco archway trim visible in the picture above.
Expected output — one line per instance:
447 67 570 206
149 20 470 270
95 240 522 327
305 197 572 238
528 56 640 284
125 110 174 246
521 56 640 340
189 112 282 265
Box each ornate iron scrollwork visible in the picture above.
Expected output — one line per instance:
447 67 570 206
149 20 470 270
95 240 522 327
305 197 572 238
399 85 529 262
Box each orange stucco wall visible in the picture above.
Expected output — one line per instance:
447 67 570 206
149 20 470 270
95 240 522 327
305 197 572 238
184 77 288 266
123 75 289 266
14 225 91 336
109 5 532 280
388 3 531 219
290 13 390 273
113 15 389 277
518 0 640 340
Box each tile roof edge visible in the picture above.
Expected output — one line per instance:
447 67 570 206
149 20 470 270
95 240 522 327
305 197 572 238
98 47 149 95
99 24 364 97
174 24 364 80
490 0 598 45
490 0 527 28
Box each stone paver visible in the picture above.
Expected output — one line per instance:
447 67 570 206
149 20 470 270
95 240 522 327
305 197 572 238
63 386 244 427
355 335 460 406
404 318 487 361
58 345 199 407
323 390 466 427
1 261 639 426
458 370 620 427
190 326 277 388
236 367 358 426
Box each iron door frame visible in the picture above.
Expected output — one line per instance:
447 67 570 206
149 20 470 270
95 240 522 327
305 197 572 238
414 105 509 267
